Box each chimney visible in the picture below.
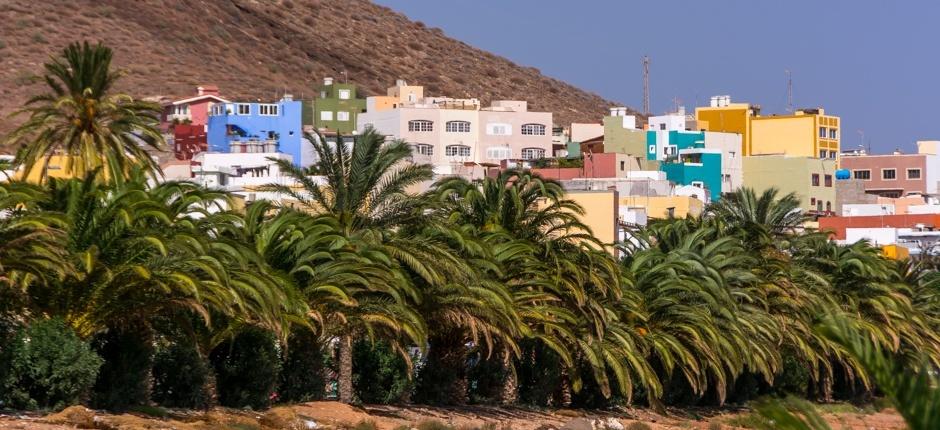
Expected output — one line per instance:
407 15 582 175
197 86 205 96
396 79 407 87
323 77 334 86
196 85 219 96
282 94 294 101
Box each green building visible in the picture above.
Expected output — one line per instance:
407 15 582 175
310 77 366 134
602 115 647 156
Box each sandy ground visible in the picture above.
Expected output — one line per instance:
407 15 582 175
0 401 908 430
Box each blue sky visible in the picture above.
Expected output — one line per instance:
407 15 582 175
375 0 939 154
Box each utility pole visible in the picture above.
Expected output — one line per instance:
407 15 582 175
642 55 650 116
786 69 793 113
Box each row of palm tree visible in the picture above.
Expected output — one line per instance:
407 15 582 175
3 41 940 411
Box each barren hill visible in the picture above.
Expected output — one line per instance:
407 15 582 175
0 0 635 134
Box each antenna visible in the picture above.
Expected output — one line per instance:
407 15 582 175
642 56 651 116
785 70 793 113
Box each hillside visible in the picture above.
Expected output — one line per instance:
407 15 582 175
0 0 634 135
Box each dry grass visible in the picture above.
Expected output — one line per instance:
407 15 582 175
0 0 632 136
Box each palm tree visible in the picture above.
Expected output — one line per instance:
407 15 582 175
0 180 68 306
708 187 805 247
263 128 450 403
6 42 164 184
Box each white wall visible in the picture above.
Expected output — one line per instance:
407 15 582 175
842 203 895 216
648 113 686 131
704 131 743 193
846 228 898 245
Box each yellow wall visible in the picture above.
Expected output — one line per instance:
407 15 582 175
882 244 910 260
369 96 398 112
742 155 837 212
565 190 619 253
620 195 704 219
16 156 83 183
695 104 752 154
750 115 816 157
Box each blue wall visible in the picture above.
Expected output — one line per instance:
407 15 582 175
659 151 722 201
207 100 304 165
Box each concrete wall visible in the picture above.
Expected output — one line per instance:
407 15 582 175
566 190 619 253
620 195 704 219
819 213 940 240
705 131 743 193
570 123 604 142
207 99 303 166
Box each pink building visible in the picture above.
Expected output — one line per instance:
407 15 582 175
531 153 642 180
162 85 228 126
840 145 940 198
358 81 553 177
162 86 229 161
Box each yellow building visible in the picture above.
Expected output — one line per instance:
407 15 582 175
366 79 426 112
695 97 840 159
564 190 620 254
15 155 82 183
742 155 837 213
620 195 704 219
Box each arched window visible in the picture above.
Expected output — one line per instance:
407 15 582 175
486 146 511 160
521 123 546 136
408 120 433 132
445 145 471 157
521 147 545 160
445 121 471 133
410 144 434 156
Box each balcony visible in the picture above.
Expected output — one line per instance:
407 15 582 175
229 138 279 154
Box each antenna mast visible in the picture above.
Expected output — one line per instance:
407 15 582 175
786 69 793 113
642 56 650 116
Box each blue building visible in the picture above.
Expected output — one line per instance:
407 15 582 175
647 130 723 202
207 96 306 166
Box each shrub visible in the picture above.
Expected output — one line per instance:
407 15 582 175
211 326 281 409
1 318 103 410
350 420 379 430
91 324 154 410
774 351 810 396
152 341 213 408
279 329 327 402
626 423 652 430
416 420 455 430
353 339 412 404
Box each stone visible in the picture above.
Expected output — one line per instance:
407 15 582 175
560 417 596 430
602 417 625 430
43 406 96 429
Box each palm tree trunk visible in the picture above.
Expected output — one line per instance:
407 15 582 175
337 334 354 404
499 351 518 405
417 334 469 405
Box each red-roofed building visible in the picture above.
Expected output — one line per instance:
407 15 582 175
162 86 229 160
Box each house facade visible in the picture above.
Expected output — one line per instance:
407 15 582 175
358 81 552 177
838 143 940 198
743 155 838 214
162 85 229 160
311 77 367 134
206 95 307 166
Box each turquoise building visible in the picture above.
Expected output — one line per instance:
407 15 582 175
647 130 723 201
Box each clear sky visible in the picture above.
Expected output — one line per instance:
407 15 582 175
374 0 939 154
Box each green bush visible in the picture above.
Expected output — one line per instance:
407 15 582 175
152 340 213 408
353 339 412 404
279 329 327 402
211 326 281 409
1 318 102 410
774 352 810 397
91 324 154 410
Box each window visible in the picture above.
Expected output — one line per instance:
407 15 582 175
487 123 512 135
826 201 832 212
236 104 251 115
446 121 471 133
520 147 545 160
408 120 433 132
908 168 922 179
320 111 333 121
259 104 279 116
825 174 833 187
337 111 350 121
338 89 351 100
411 144 434 156
882 169 897 180
659 123 666 130
521 123 547 136
486 146 511 160
819 127 827 138
812 173 820 186
649 145 656 154
691 181 704 188
829 128 838 139
620 161 625 170
817 201 823 212
445 145 471 157
819 150 828 158
829 151 837 159
811 197 816 206
729 151 736 159
853 170 871 180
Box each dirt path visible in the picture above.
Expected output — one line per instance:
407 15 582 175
0 402 908 430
